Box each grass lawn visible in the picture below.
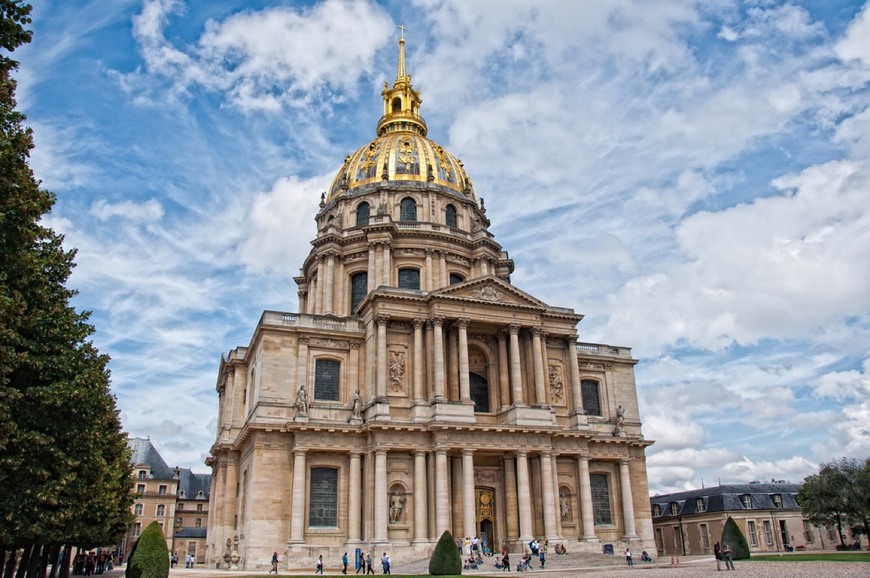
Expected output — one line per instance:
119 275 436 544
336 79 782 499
753 552 870 562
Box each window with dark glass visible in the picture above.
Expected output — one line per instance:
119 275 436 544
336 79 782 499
158 485 167 495
670 502 680 515
652 504 661 517
581 380 601 416
400 197 417 221
138 470 147 479
134 503 143 516
590 474 612 525
314 359 340 401
696 497 706 512
136 484 145 494
356 202 370 226
449 273 464 285
309 468 338 527
398 268 420 290
350 272 367 312
470 372 490 413
445 204 457 227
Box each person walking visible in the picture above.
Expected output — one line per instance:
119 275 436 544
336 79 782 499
381 552 391 574
366 554 374 575
714 542 721 571
315 555 324 574
270 552 279 574
721 543 735 571
342 552 348 574
624 547 633 567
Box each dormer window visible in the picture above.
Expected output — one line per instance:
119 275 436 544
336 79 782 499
652 504 661 517
740 494 752 508
138 470 147 479
670 502 680 515
196 490 205 499
772 494 783 508
696 498 706 513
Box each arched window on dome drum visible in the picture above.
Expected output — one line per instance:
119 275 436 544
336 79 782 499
392 97 401 113
445 204 457 228
581 380 601 416
350 272 367 313
400 197 417 221
470 372 490 413
398 268 420 290
449 273 464 285
356 202 370 226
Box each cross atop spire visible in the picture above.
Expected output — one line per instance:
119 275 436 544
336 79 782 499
396 24 408 81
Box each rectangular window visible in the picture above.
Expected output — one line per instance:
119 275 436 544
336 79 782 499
350 272 367 313
763 520 774 545
138 470 147 479
696 497 706 513
827 527 836 542
803 521 814 543
158 485 167 495
196 504 203 512
748 521 758 546
589 473 612 525
700 524 710 548
177 503 184 511
314 359 340 401
156 504 165 516
652 504 661 517
136 484 145 494
134 503 143 516
772 494 783 508
740 494 752 508
398 268 420 290
195 518 202 528
581 380 601 416
309 468 338 527
133 523 141 536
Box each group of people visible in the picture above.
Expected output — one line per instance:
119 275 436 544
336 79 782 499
71 552 112 576
714 542 735 571
457 535 489 557
269 551 388 575
169 552 196 568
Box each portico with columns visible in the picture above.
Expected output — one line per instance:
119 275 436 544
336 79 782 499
206 32 654 571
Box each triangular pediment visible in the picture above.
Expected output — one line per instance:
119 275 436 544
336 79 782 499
429 276 548 309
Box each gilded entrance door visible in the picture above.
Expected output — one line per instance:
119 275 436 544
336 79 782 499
476 487 496 553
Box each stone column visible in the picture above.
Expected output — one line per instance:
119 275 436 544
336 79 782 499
297 290 307 316
539 451 557 540
497 332 510 409
531 327 547 405
434 449 450 535
447 327 459 400
324 252 335 315
462 449 476 540
413 450 428 544
413 319 425 402
509 324 524 406
376 315 389 398
289 449 307 543
425 321 434 394
374 449 388 542
439 250 448 287
296 337 309 393
367 243 376 291
619 460 638 538
382 242 392 287
375 243 383 288
516 451 533 542
315 256 324 314
566 336 584 413
457 318 471 402
348 452 362 542
425 249 433 291
451 457 463 537
552 456 563 538
503 456 519 542
577 457 596 540
432 316 446 399
349 342 361 395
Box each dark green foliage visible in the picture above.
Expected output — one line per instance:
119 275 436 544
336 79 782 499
126 522 169 578
799 457 870 548
428 530 462 575
721 516 750 560
0 0 134 560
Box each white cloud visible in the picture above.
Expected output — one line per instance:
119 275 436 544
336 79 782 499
91 198 164 222
835 2 870 64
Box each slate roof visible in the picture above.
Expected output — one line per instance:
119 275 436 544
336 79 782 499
178 469 211 500
650 483 801 519
129 437 176 479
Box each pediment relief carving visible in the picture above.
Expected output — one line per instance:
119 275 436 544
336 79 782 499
434 279 546 309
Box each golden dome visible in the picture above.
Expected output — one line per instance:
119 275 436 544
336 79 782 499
326 30 476 202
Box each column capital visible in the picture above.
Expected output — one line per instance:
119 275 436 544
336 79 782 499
414 448 428 457
565 334 578 346
508 323 522 335
428 315 445 327
412 318 426 329
462 447 475 457
454 317 470 330
529 325 544 337
425 248 435 256
375 314 390 326
299 336 310 345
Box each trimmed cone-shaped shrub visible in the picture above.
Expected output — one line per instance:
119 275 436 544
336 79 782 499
126 521 170 578
429 530 462 575
721 516 751 560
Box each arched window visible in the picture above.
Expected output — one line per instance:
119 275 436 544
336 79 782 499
400 197 417 221
314 359 340 401
392 97 402 113
350 272 368 313
449 273 464 285
581 380 601 416
356 202 370 226
470 372 490 413
398 268 420 290
309 467 338 527
590 474 612 525
445 204 457 227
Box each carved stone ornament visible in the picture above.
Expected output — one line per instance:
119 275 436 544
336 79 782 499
389 350 406 393
548 364 565 404
470 285 504 302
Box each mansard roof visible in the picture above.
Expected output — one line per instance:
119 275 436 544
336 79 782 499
651 482 801 518
129 437 176 479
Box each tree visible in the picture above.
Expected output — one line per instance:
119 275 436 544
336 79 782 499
428 530 462 575
798 458 870 548
125 522 169 578
0 2 133 575
720 516 750 560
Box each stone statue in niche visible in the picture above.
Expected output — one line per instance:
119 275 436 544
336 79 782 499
389 351 406 393
389 491 405 524
295 386 309 416
559 490 571 521
548 365 564 404
613 404 625 436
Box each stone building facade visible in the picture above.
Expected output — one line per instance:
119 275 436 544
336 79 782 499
206 34 655 571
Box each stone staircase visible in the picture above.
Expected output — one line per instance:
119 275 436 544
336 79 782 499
392 550 660 575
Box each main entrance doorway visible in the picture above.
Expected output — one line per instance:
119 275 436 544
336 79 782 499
476 487 497 554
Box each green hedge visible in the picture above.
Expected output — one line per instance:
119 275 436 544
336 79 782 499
126 521 170 578
721 516 751 560
428 530 462 575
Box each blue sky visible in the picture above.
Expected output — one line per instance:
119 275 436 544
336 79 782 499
13 0 870 494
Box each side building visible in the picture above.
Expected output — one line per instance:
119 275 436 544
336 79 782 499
206 34 656 571
124 438 211 565
650 482 862 557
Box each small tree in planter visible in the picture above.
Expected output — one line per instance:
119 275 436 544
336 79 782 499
429 530 462 575
126 521 170 578
721 516 751 560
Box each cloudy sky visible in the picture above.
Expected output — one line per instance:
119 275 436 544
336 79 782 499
13 0 870 494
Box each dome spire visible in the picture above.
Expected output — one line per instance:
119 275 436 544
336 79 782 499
377 27 427 137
